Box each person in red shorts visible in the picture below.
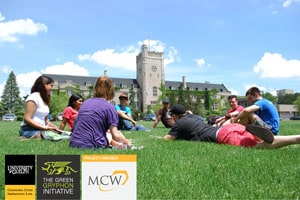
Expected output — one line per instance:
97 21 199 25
163 104 300 149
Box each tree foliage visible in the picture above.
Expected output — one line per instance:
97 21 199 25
1 71 23 114
49 94 69 118
262 92 277 104
293 96 300 114
278 93 299 104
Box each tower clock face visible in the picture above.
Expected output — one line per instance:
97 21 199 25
152 65 157 72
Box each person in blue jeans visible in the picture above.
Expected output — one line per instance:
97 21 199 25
234 87 279 135
115 93 150 131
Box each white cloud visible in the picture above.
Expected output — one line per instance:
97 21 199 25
0 12 5 21
78 48 138 71
282 0 300 7
229 88 240 95
243 84 278 96
165 46 179 66
16 71 42 97
78 39 179 70
42 62 89 76
1 65 13 74
195 58 211 70
253 52 300 78
0 62 89 97
0 14 47 42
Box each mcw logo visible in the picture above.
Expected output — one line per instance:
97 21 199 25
88 170 129 192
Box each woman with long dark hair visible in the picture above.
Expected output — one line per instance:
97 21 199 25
19 75 58 139
59 94 84 131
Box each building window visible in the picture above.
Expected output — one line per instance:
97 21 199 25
67 90 72 96
120 84 127 89
153 87 157 96
150 101 157 105
84 82 91 87
213 102 218 111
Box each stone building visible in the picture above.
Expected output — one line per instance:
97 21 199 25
45 45 231 112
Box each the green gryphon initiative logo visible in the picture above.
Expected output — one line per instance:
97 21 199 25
41 161 78 175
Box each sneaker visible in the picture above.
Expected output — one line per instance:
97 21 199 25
246 124 274 143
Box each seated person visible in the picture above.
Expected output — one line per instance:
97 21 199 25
59 94 84 132
19 75 70 141
70 76 131 149
115 93 150 131
152 98 175 128
233 87 279 135
214 95 244 126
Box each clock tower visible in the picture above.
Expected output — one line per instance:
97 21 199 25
136 44 165 112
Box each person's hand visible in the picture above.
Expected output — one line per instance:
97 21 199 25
131 120 137 126
215 116 225 124
126 139 132 146
43 125 57 131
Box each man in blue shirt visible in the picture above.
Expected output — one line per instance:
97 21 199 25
115 93 149 131
234 87 279 135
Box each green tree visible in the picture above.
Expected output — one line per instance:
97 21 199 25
278 93 298 104
49 94 69 118
293 96 300 114
263 92 277 104
1 71 23 114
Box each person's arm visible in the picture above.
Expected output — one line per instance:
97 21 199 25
234 105 259 123
163 134 175 140
23 101 56 131
59 118 68 130
152 112 162 128
116 110 137 126
110 125 131 146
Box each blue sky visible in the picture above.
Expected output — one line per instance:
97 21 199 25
0 0 299 98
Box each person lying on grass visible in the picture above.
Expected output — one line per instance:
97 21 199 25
163 104 300 149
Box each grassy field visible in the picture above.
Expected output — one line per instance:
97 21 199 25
0 120 300 199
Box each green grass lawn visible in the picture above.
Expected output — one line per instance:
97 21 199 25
0 120 300 199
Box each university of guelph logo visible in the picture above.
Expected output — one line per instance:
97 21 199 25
41 161 78 175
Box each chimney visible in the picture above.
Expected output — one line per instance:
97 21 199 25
182 76 186 89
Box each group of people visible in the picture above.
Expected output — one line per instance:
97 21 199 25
19 75 300 149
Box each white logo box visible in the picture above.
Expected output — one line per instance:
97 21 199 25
82 154 136 200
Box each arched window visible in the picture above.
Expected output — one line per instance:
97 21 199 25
153 86 157 96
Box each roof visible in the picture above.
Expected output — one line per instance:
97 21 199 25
165 81 230 92
44 74 230 92
44 74 140 88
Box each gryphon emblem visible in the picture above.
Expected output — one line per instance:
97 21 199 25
41 161 78 175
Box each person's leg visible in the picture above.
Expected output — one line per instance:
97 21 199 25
217 124 258 147
122 119 135 130
255 135 300 149
245 125 274 143
237 112 255 126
